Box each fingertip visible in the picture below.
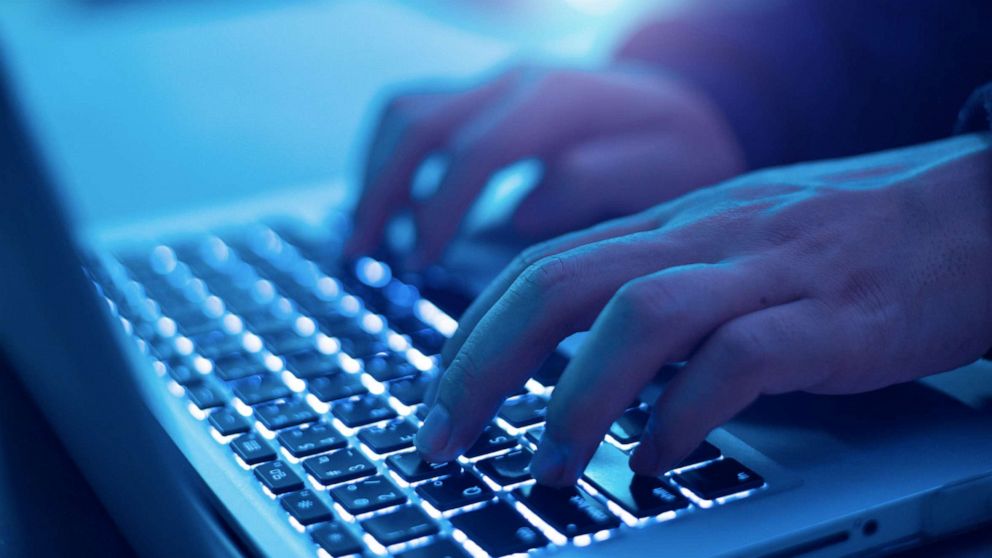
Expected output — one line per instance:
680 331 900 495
414 404 452 460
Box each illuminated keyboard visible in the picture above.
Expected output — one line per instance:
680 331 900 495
86 222 767 557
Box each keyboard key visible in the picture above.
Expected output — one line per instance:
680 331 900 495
232 374 292 405
254 399 317 430
213 353 267 381
677 441 722 469
330 475 406 515
408 328 445 355
583 444 688 518
332 394 397 427
364 352 418 382
609 407 649 444
262 328 316 355
254 460 304 494
415 471 493 511
303 448 376 485
277 423 346 458
208 408 251 436
361 505 438 546
476 448 533 486
231 433 276 465
449 501 548 556
283 350 342 378
311 522 363 557
388 375 432 406
281 490 332 525
186 380 225 409
308 374 367 402
498 394 547 428
464 423 516 458
340 335 389 358
525 425 544 446
395 539 469 558
514 484 618 537
191 329 244 359
674 458 763 500
165 360 199 385
357 419 418 454
386 452 460 482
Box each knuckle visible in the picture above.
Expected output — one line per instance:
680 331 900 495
611 276 688 330
516 254 575 296
714 319 774 371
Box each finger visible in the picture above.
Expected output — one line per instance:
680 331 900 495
346 72 521 256
439 209 662 366
513 131 680 238
629 299 833 476
530 261 801 486
416 230 727 463
410 71 669 267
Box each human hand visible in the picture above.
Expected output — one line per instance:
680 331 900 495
416 133 992 485
344 64 744 268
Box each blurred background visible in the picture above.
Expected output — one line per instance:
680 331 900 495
0 0 679 228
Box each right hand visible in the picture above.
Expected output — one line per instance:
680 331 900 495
344 64 745 268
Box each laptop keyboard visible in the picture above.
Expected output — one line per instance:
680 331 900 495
87 223 767 557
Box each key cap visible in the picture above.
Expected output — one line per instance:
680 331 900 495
609 407 649 444
186 379 226 409
192 329 244 359
165 359 199 385
498 394 547 428
448 501 548 556
408 328 445 355
213 353 267 381
388 375 432 406
308 374 367 402
357 419 418 454
415 471 493 511
364 352 418 382
232 374 292 405
262 328 316 355
330 475 406 515
395 539 470 558
476 448 533 486
583 444 688 518
525 425 544 446
208 407 251 436
277 423 346 458
283 350 342 378
254 399 317 430
514 484 618 537
311 522 363 557
332 394 397 427
281 490 333 525
303 448 376 485
386 452 459 482
677 441 721 469
231 433 276 465
674 458 763 500
361 505 439 546
254 460 304 494
464 424 516 458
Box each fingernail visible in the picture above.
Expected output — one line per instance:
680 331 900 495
530 434 570 485
415 404 452 459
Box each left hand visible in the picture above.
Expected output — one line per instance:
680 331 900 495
415 133 992 485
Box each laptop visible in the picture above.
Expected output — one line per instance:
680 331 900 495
3 24 992 558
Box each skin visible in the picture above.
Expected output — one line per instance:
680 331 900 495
344 65 745 267
414 133 992 485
